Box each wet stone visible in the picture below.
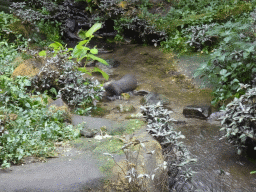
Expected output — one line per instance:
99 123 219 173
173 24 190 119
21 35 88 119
47 98 65 108
183 105 211 119
80 128 98 138
141 92 170 106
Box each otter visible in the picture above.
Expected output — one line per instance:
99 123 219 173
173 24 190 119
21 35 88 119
104 74 138 96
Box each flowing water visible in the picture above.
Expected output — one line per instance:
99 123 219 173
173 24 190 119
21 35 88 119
68 39 256 191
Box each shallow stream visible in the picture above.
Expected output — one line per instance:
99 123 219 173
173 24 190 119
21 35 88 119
70 39 256 191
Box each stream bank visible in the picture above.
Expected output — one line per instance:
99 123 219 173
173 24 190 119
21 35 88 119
4 40 256 191
91 42 256 191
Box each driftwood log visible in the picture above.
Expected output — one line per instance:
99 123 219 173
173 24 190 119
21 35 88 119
104 74 138 96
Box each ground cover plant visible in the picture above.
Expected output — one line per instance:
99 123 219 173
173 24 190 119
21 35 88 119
220 84 256 156
194 8 256 109
0 12 109 169
0 48 83 168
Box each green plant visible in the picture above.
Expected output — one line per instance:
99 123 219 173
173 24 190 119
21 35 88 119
33 19 63 47
194 16 256 108
140 102 197 190
0 74 82 168
0 40 18 76
0 11 29 49
39 23 109 80
219 84 256 156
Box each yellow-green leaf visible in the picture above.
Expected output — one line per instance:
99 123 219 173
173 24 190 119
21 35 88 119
77 67 92 76
87 54 109 65
38 50 46 57
78 29 87 40
90 48 98 54
92 67 109 80
77 39 89 47
86 23 102 38
49 42 63 50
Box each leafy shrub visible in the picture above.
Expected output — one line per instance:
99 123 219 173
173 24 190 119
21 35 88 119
194 12 256 107
0 11 19 41
30 53 105 109
140 102 197 190
159 0 254 53
0 11 29 49
10 1 67 46
33 23 108 110
0 41 18 76
182 23 218 52
59 62 105 108
0 75 81 168
220 84 256 156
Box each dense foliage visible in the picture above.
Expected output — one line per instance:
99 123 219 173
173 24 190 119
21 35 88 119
220 84 256 156
194 9 256 108
140 102 197 190
0 11 106 169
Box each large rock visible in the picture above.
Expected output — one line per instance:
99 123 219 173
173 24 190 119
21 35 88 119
104 74 138 96
183 105 211 119
47 98 66 108
11 57 45 78
109 126 166 192
141 92 170 106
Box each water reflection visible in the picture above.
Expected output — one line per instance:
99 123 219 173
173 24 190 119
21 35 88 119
176 121 256 191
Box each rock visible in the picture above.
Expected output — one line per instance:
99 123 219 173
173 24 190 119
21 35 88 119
134 90 150 96
117 104 136 113
80 128 98 138
47 98 65 108
104 74 138 96
141 92 169 106
110 126 166 192
11 57 44 78
71 115 130 134
47 97 72 123
125 112 144 119
207 111 226 121
183 105 211 119
66 18 76 32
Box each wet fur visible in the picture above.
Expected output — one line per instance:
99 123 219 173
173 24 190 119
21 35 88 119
104 74 137 96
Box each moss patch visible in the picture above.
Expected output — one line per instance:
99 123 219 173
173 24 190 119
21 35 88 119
109 119 146 136
91 104 110 117
11 62 39 78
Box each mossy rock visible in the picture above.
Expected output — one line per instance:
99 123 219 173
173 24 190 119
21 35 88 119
12 56 47 78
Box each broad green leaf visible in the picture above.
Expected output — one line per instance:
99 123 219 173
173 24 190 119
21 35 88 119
77 67 92 75
87 54 109 65
243 52 250 59
72 47 87 59
39 50 46 57
250 171 256 174
246 46 254 53
220 69 227 76
86 23 102 38
25 103 31 108
90 48 98 54
231 78 239 84
219 54 226 62
49 42 63 50
77 39 89 47
78 29 87 40
223 36 232 43
92 67 109 80
50 87 57 96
